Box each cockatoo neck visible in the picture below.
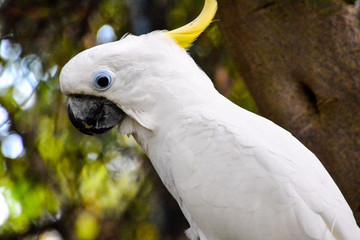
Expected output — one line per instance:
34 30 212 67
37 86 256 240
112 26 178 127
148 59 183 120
118 73 220 154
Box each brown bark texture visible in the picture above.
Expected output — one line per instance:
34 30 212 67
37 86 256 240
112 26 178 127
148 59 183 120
217 0 360 224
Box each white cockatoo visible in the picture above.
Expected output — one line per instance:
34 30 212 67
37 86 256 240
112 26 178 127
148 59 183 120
59 0 360 239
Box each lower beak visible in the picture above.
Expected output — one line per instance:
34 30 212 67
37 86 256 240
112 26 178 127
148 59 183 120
67 95 126 135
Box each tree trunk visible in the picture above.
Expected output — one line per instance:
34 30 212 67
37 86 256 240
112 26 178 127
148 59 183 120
217 0 360 224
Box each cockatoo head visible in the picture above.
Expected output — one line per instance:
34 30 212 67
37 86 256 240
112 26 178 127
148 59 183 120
60 0 217 135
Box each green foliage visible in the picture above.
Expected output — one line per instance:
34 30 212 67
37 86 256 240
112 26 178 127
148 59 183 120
75 211 100 240
227 62 258 113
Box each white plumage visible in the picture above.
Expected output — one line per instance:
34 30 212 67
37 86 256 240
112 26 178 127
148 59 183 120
59 1 360 239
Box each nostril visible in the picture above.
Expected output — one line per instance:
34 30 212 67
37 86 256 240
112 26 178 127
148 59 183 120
72 94 83 99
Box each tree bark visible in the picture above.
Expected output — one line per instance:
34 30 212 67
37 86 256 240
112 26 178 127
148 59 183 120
218 0 360 223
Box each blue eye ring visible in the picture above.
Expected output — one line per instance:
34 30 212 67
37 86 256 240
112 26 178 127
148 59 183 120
92 69 113 91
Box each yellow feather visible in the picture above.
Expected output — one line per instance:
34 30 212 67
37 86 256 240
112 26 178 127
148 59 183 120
167 0 218 49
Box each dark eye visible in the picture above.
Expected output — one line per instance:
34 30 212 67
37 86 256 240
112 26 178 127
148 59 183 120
93 70 113 90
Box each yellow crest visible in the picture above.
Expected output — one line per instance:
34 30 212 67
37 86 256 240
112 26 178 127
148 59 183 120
167 0 218 49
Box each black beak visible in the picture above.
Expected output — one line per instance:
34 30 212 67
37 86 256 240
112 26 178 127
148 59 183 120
67 95 126 135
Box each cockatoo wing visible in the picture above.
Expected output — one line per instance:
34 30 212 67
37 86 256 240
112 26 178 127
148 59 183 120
161 97 359 240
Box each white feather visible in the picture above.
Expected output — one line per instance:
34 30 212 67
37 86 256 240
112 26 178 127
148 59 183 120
141 94 360 240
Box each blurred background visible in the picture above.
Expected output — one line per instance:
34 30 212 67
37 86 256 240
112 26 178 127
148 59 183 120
0 0 257 239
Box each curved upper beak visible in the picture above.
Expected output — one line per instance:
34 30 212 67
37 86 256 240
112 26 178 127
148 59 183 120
67 95 126 135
